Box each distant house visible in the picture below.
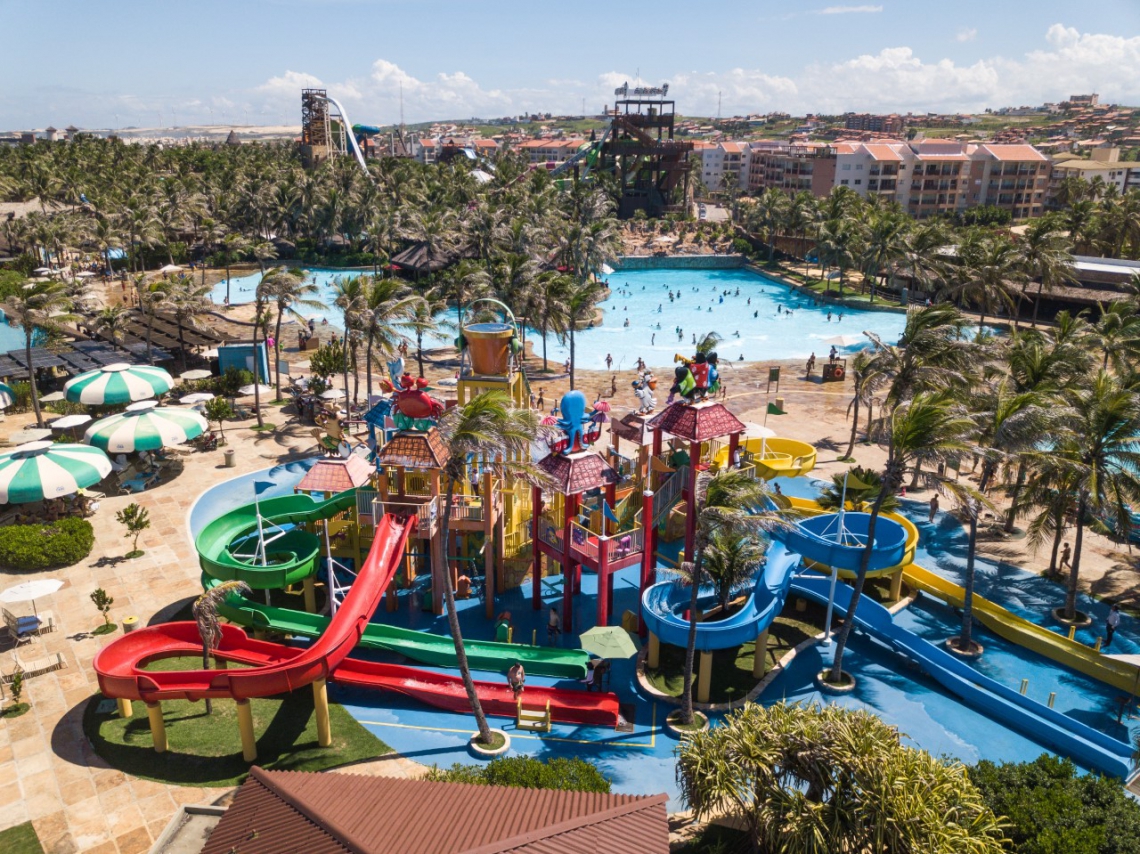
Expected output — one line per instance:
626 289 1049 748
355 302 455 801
187 767 670 854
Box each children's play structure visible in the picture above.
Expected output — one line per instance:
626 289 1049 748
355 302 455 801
92 328 1139 781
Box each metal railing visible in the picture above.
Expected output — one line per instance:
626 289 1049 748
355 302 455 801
537 520 564 552
356 490 378 527
371 496 436 531
653 464 687 527
448 494 485 523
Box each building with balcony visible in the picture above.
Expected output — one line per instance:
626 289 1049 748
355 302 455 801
843 113 906 135
1048 148 1140 203
695 141 752 192
746 141 836 196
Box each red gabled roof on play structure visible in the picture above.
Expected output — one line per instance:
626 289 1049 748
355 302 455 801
296 456 374 493
374 429 450 469
538 450 620 495
610 412 652 445
646 401 745 442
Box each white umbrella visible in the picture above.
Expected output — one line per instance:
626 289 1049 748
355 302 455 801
180 392 215 405
740 421 776 439
9 427 52 444
202 349 219 359
52 414 93 429
158 264 183 274
0 578 64 616
40 391 65 403
0 441 112 503
823 334 867 348
33 267 52 275
238 383 274 396
180 369 212 381
76 271 96 278
320 388 346 400
65 363 174 405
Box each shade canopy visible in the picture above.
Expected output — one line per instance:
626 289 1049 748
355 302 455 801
158 264 183 274
319 388 346 400
578 625 640 659
65 362 174 405
180 369 212 381
52 413 93 429
0 578 63 604
180 392 215 405
823 334 867 348
39 391 65 403
0 441 112 503
8 427 52 444
0 382 14 409
238 383 274 396
740 421 776 439
84 400 207 452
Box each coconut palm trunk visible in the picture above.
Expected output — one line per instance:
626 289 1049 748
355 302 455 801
680 541 706 725
958 505 980 651
1065 491 1089 620
273 310 286 402
24 327 44 428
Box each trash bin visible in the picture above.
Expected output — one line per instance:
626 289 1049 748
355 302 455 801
224 449 236 468
122 616 139 633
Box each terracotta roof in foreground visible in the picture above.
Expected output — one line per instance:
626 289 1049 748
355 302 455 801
296 457 374 493
374 429 450 469
538 450 620 495
201 768 670 854
647 400 745 442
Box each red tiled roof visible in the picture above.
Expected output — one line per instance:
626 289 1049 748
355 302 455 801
611 413 651 445
977 144 1048 162
374 429 450 469
647 401 745 442
862 143 904 161
296 457 374 493
201 768 669 854
538 451 620 495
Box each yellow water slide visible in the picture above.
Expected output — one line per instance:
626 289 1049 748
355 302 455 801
713 437 817 479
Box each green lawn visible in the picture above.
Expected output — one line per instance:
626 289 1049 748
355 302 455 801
0 822 44 854
646 603 827 704
83 657 389 787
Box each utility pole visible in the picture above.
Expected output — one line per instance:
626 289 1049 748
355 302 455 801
717 91 722 120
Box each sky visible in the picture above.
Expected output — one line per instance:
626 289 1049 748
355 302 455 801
2 1 1140 130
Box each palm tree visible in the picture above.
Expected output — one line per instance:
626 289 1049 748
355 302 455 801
166 277 213 372
748 188 788 264
828 392 974 683
93 305 131 352
435 391 545 745
1049 371 1140 621
359 277 421 399
1093 299 1140 372
2 280 72 427
678 469 783 725
219 232 250 305
842 350 880 460
817 466 899 514
405 286 447 379
700 529 767 613
331 276 366 402
859 211 907 301
1017 218 1074 326
946 234 1024 329
528 272 572 371
261 269 324 401
193 580 251 715
136 276 170 365
565 278 605 390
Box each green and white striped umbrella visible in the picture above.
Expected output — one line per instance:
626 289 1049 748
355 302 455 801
84 400 207 452
0 383 14 409
0 441 112 504
64 363 174 406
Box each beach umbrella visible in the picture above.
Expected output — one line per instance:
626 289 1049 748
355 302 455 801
823 334 867 349
0 441 112 503
179 392 215 405
238 383 274 396
740 421 776 439
541 415 558 426
84 400 207 452
319 388 346 400
39 391 65 403
180 369 212 381
578 625 640 659
0 578 64 616
8 427 52 444
51 413 92 440
76 271 96 278
202 349 219 359
33 267 52 275
0 382 14 409
65 362 174 405
158 264 183 274
593 400 612 413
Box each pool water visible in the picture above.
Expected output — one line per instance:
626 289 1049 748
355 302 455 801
215 266 910 369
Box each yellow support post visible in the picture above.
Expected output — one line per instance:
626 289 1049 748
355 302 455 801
1067 625 1077 641
116 698 133 719
648 632 660 669
236 700 257 762
146 702 167 753
1019 679 1029 695
303 577 317 614
1047 692 1056 709
1095 637 1103 652
889 569 903 601
313 678 332 747
753 629 769 678
697 650 714 704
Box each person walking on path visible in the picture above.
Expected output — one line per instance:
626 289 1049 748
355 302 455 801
1060 542 1072 575
605 353 613 370
508 662 526 698
1105 604 1121 647
928 495 939 524
547 607 560 643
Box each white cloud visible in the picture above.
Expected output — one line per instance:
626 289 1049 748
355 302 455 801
956 27 977 42
816 5 883 14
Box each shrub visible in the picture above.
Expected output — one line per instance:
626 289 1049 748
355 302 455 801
970 754 1140 854
0 518 95 570
424 756 611 793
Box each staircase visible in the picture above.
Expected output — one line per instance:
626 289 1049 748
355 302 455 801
516 699 552 733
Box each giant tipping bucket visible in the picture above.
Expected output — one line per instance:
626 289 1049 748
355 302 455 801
464 322 515 376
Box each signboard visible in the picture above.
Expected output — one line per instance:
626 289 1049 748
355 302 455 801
767 366 780 393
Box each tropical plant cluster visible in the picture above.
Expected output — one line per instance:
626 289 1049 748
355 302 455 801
423 756 611 793
0 517 94 570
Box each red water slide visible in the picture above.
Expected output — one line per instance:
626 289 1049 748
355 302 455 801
93 514 416 703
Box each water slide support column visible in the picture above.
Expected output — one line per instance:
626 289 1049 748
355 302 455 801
597 536 611 627
303 577 317 614
697 650 713 704
531 486 542 610
116 698 132 718
639 489 655 636
483 469 496 621
146 702 166 753
647 631 660 668
753 629 769 677
890 568 903 601
313 678 332 747
236 700 257 762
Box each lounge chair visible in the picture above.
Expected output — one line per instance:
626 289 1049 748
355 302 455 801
2 608 49 645
4 650 65 682
121 470 160 494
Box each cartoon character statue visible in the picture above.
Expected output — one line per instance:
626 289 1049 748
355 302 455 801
667 359 696 405
378 372 445 431
552 390 601 454
632 376 657 414
668 351 721 404
706 352 721 397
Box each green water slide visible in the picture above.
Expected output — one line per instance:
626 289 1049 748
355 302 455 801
212 590 590 678
195 489 358 589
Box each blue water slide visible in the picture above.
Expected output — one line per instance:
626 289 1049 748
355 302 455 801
781 512 908 572
641 542 801 651
789 571 1135 779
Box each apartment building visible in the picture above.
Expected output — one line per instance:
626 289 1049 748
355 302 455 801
746 142 836 196
833 142 904 200
514 138 586 165
843 113 906 135
1049 148 1140 201
965 144 1050 219
695 141 752 191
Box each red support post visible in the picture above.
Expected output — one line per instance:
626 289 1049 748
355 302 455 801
604 481 617 536
639 489 655 635
728 431 740 469
530 485 542 610
561 492 579 632
597 536 610 627
684 440 700 562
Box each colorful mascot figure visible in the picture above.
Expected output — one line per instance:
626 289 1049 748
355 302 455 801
668 350 721 404
667 360 696 405
632 375 657 414
550 390 603 454
377 372 445 431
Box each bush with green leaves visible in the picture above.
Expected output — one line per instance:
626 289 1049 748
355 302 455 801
424 756 611 793
0 518 94 570
215 366 254 399
970 754 1140 854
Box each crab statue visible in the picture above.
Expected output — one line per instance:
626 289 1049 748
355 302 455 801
378 372 445 431
632 374 657 414
549 390 603 454
667 351 721 405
